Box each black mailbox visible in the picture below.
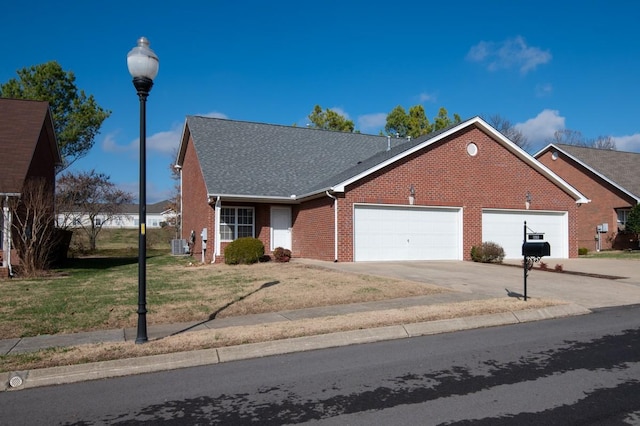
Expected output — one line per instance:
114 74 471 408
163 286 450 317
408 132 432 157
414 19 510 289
522 241 551 257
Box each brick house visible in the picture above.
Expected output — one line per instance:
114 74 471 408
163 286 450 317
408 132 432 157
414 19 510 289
0 98 62 277
535 144 640 251
176 116 588 263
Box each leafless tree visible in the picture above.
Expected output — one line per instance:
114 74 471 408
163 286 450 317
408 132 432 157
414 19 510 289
56 170 133 251
167 151 181 239
547 129 616 150
485 114 531 152
9 177 58 276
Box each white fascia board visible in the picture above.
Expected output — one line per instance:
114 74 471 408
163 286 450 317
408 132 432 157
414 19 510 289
207 193 299 204
332 119 475 192
537 144 640 203
176 119 190 166
331 117 590 204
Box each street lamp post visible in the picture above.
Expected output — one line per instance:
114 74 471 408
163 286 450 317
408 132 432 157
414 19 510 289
127 37 159 344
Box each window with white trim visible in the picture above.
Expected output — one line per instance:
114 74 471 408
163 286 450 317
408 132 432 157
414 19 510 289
220 207 254 240
617 209 631 230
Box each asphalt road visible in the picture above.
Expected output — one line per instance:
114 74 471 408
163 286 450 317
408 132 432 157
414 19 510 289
2 303 640 424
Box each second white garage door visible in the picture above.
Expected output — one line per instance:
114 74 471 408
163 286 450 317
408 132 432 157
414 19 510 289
482 209 568 259
354 204 462 261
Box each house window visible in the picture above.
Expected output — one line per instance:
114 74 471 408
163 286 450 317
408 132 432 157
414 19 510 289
617 209 631 230
220 207 254 240
95 217 102 226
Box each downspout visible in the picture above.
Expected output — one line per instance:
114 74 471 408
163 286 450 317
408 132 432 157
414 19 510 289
213 196 221 263
326 191 338 262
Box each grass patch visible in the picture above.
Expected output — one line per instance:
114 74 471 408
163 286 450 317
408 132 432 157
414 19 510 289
580 250 640 260
0 228 446 339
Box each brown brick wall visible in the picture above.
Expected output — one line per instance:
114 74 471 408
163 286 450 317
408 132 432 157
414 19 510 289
331 126 579 261
538 149 636 251
293 196 336 261
180 135 213 261
184 125 580 263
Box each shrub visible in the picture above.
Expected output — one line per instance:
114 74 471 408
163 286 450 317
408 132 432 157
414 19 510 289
578 247 589 255
273 247 292 262
224 237 265 265
554 264 564 272
539 261 548 270
470 241 505 263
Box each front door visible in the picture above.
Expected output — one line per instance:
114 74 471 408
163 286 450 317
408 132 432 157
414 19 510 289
271 206 292 250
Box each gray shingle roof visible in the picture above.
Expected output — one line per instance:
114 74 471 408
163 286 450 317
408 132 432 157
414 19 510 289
555 144 640 200
185 116 409 198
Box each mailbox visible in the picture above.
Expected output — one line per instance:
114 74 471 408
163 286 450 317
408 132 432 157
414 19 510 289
522 241 550 257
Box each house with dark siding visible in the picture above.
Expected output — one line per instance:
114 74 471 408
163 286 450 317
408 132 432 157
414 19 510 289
0 98 61 277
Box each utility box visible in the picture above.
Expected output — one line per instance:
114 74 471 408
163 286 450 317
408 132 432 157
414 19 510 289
522 241 551 257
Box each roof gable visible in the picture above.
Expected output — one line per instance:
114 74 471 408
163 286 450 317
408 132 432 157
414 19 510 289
0 98 61 193
535 144 640 202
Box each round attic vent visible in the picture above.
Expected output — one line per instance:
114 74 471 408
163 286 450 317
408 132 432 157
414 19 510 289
551 151 559 160
466 143 478 157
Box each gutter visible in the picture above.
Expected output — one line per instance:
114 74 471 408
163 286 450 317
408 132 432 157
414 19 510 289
325 191 338 262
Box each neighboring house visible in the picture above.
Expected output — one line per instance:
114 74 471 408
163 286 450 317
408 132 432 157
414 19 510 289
535 144 640 251
176 116 588 263
57 200 174 229
0 98 62 277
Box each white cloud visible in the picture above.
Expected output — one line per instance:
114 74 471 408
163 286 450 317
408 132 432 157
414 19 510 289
147 127 182 154
330 107 350 119
515 109 565 146
613 134 640 152
102 111 229 157
467 36 552 74
419 92 436 103
199 111 228 119
358 113 387 133
102 132 133 154
535 83 553 97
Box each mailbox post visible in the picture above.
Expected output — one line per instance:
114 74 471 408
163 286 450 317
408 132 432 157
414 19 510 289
522 221 551 301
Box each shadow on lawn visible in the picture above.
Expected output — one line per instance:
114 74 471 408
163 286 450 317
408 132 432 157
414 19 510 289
170 280 281 337
60 256 139 270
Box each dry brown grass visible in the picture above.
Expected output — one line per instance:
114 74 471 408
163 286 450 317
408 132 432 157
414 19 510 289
1 296 562 372
0 258 565 372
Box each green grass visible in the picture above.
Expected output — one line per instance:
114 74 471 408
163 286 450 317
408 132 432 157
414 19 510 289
0 228 274 338
580 249 640 259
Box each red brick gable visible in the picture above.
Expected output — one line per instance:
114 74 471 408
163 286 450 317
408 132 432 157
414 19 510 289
538 148 637 251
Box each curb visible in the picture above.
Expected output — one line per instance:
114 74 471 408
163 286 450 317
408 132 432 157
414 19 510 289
1 304 590 392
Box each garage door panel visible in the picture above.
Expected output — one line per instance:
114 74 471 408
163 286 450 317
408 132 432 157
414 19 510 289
354 205 461 261
482 210 568 259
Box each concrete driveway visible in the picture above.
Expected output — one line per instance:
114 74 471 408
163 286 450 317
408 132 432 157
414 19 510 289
300 258 640 310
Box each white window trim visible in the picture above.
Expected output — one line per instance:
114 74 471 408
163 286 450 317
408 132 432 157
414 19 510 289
219 206 255 241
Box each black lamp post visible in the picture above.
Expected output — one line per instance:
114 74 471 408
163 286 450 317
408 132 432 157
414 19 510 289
127 37 159 344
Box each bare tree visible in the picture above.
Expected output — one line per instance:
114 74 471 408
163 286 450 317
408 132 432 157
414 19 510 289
56 170 133 251
167 152 181 239
10 177 58 276
485 114 531 152
547 129 616 150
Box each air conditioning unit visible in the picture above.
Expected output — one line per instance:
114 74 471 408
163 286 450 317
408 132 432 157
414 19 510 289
171 239 188 255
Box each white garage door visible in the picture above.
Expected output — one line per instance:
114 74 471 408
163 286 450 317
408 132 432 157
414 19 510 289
482 209 568 259
354 204 462 261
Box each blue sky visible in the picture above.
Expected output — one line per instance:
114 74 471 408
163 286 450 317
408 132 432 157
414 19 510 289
3 1 640 203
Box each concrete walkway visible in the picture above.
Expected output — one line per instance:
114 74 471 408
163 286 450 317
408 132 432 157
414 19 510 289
2 257 639 391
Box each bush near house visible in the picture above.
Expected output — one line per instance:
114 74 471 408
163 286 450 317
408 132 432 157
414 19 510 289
273 247 292 262
578 247 589 256
470 241 505 264
224 237 265 265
